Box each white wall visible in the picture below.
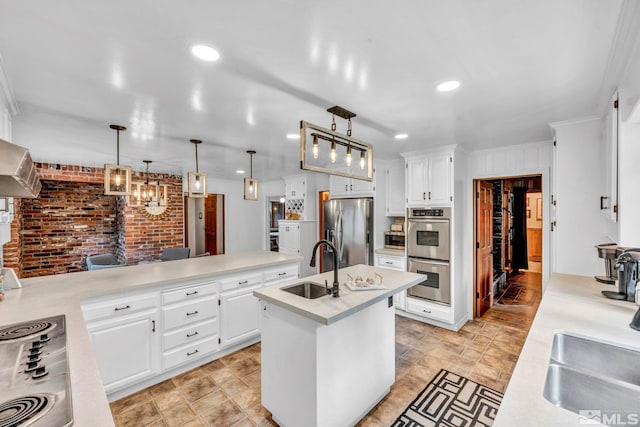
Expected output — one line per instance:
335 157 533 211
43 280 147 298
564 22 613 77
550 118 605 277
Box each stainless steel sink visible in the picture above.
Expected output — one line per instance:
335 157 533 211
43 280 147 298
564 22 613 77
280 282 327 299
543 332 640 414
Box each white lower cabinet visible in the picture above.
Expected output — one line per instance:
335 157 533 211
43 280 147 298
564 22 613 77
221 284 262 348
374 253 407 310
86 307 160 394
406 297 451 323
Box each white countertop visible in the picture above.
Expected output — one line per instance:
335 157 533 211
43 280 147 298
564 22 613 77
374 248 406 257
0 251 302 427
254 264 423 325
494 273 640 426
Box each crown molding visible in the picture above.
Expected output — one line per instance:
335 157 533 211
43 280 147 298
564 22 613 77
0 53 18 116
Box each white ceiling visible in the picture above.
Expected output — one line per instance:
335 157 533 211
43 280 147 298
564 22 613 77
0 0 626 180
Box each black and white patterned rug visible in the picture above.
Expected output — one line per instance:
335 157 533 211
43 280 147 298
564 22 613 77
392 369 503 427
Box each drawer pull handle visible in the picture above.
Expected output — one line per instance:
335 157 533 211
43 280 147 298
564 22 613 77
238 280 249 285
385 261 393 265
423 309 431 314
278 272 287 276
186 310 199 317
187 349 199 356
186 331 199 338
186 290 199 296
114 305 131 311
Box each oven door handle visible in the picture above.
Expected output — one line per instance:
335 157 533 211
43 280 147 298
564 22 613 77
408 257 449 266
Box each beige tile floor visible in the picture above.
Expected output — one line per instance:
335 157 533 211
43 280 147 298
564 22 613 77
110 272 542 426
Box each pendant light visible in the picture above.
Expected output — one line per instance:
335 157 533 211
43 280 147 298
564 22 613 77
244 150 259 201
188 139 207 198
141 160 161 207
104 124 132 195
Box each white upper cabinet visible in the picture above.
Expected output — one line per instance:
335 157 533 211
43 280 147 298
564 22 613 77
404 152 452 207
285 175 306 199
284 174 316 220
385 159 405 216
601 93 619 222
329 167 375 198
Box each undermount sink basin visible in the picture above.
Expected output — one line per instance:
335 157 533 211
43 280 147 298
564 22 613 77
281 282 327 299
543 332 640 413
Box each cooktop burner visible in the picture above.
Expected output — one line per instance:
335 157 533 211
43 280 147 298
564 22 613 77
0 322 55 342
0 394 55 427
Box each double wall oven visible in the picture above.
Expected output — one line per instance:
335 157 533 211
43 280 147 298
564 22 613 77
406 207 451 305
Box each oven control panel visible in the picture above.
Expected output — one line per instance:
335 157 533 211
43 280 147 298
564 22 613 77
408 207 450 219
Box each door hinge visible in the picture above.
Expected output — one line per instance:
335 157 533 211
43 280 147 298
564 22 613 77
614 99 619 109
613 204 618 213
476 242 480 248
553 138 557 147
476 292 480 299
551 220 556 231
449 157 453 163
218 299 221 306
476 191 480 198
406 164 408 169
450 196 453 201
218 337 221 344
386 169 389 175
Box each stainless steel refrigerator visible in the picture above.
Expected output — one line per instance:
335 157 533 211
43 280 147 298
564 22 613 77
321 198 373 272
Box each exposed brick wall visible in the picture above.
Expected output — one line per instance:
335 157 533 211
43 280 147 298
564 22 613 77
2 201 23 277
20 180 117 277
122 171 184 265
2 163 184 277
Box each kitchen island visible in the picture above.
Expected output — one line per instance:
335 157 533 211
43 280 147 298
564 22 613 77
254 264 424 427
494 273 640 426
0 251 302 427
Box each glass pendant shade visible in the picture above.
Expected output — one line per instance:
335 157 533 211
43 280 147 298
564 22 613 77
244 177 259 201
243 150 259 201
105 124 132 196
188 139 207 198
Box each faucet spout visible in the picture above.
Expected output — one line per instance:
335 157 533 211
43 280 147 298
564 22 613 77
309 239 340 297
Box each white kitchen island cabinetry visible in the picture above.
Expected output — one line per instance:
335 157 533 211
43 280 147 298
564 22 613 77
83 292 160 394
375 249 407 310
255 265 423 427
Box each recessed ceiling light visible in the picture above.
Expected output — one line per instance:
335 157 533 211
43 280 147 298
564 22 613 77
286 134 299 140
191 44 220 62
236 170 245 174
395 133 409 140
436 81 460 92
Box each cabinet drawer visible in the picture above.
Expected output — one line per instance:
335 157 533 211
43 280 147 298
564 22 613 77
162 296 218 331
263 264 298 284
376 255 406 271
82 293 158 322
220 272 262 292
406 297 451 322
163 318 218 351
162 282 217 305
163 336 218 370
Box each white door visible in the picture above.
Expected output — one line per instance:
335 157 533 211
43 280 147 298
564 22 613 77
428 154 451 205
221 285 261 347
406 158 427 205
88 309 159 393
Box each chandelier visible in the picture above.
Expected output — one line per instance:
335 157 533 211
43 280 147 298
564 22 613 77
244 150 258 201
188 139 207 198
104 124 132 195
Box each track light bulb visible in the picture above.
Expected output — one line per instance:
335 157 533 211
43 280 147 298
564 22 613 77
330 140 336 163
346 146 352 167
195 175 201 189
360 151 365 170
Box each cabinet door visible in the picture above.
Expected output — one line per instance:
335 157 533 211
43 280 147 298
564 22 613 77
350 173 374 196
406 158 427 205
427 154 451 206
88 309 159 393
386 160 405 216
221 285 261 347
278 223 299 254
393 290 406 311
329 174 350 198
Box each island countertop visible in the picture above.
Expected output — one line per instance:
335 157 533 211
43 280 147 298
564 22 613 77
0 250 302 427
494 273 640 426
254 264 424 325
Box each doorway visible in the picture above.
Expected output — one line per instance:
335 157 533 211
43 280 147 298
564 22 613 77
184 194 225 256
473 175 543 319
266 196 285 252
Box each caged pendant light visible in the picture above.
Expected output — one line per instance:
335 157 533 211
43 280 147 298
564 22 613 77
104 124 132 195
243 150 259 201
188 139 207 198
